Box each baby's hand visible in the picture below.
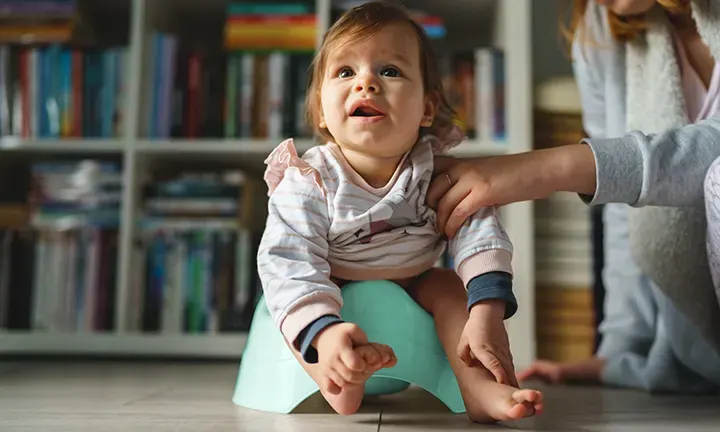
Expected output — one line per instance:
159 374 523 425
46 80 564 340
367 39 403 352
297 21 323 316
315 323 370 395
355 343 397 372
458 300 518 387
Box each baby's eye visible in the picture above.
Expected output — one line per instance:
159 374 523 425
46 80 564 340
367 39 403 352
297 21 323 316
380 66 401 77
337 67 354 78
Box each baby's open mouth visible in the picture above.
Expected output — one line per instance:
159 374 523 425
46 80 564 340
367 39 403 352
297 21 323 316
351 106 384 117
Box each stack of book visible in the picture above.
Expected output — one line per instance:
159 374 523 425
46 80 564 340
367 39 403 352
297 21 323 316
129 169 264 334
439 48 505 141
0 44 127 138
0 0 77 44
0 160 122 333
142 3 316 140
533 77 596 362
224 3 317 52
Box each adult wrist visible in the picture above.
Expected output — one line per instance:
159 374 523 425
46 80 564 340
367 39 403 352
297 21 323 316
553 144 597 196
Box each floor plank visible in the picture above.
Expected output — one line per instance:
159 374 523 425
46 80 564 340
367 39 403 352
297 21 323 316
376 385 720 432
1 361 719 432
0 361 380 432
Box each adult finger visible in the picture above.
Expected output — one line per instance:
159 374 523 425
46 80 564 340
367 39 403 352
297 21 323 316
427 169 454 209
435 182 471 236
516 364 539 382
443 191 483 239
433 156 457 175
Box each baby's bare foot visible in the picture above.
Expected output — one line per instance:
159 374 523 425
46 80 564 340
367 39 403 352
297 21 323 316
321 383 366 416
465 380 543 423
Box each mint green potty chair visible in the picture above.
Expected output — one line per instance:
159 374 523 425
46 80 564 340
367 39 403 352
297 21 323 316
232 280 465 414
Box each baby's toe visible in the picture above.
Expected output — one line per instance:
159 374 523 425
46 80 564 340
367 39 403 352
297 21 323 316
505 402 534 420
513 389 542 404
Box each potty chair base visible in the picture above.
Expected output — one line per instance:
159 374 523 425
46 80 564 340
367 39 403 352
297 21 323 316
233 280 465 414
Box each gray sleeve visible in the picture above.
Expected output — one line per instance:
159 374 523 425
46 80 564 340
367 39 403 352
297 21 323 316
585 115 720 207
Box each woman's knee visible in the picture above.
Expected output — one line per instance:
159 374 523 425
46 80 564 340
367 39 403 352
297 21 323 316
704 155 720 202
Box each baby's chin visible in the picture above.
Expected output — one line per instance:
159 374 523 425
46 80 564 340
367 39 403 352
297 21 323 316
335 138 413 159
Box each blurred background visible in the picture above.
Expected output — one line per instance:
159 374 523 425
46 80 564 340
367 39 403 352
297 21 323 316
0 0 594 369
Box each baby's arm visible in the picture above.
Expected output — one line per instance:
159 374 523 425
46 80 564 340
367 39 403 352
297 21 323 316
258 168 395 394
257 168 343 361
448 206 518 385
448 205 516 317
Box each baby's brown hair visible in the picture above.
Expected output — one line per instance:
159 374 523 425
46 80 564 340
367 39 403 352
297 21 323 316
305 0 455 143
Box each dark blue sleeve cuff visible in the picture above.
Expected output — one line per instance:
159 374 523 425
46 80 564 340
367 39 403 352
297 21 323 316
295 314 345 364
467 271 517 319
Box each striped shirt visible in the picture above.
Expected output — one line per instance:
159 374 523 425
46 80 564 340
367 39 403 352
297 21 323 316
257 136 514 343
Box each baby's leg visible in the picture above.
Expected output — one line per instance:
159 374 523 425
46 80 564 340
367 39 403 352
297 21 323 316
409 268 542 423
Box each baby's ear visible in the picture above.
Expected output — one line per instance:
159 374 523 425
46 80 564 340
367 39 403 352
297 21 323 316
422 92 438 127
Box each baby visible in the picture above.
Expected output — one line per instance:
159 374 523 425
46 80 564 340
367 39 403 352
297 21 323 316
257 0 542 423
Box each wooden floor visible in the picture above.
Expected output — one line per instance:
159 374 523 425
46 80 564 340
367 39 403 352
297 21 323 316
1 360 719 431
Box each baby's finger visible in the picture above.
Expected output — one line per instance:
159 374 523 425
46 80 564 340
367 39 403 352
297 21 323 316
325 370 345 394
456 342 473 367
356 345 380 366
473 349 508 385
323 378 342 395
506 358 520 388
334 361 368 384
340 346 366 372
375 344 397 367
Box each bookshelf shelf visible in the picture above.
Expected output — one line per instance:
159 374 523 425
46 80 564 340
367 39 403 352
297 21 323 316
0 139 127 154
449 140 509 157
0 0 535 367
134 139 317 155
133 139 510 157
0 331 247 358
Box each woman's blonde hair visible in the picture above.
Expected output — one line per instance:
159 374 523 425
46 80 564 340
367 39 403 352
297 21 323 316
563 0 691 47
305 0 455 143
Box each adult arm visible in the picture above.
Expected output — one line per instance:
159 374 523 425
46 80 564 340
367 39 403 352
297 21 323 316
431 112 720 238
586 116 720 207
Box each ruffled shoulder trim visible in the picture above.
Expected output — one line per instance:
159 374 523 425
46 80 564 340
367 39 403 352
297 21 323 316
263 139 324 196
420 124 466 154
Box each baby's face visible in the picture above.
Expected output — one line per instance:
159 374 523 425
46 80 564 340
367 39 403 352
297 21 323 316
319 22 432 159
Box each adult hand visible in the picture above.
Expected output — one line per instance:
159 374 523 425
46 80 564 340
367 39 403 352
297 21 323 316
516 360 565 384
517 358 605 385
429 146 597 238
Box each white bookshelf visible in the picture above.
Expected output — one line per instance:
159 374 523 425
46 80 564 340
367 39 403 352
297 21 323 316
0 0 535 368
